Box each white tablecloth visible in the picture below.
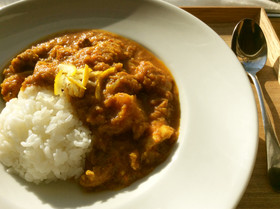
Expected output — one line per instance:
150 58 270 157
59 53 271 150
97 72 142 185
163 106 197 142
1 0 280 12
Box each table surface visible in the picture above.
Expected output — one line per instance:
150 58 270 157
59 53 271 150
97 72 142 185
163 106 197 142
1 1 280 208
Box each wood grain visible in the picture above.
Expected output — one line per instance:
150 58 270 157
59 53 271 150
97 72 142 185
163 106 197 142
181 7 280 209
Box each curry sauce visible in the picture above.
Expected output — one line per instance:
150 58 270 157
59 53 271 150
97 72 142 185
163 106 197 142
0 30 180 190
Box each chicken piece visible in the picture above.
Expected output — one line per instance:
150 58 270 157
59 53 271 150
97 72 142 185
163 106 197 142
141 119 175 165
134 61 173 96
9 49 39 74
150 98 170 120
22 61 57 88
0 49 40 100
146 120 174 149
0 74 25 101
48 45 75 60
104 71 142 96
74 39 134 66
99 93 148 139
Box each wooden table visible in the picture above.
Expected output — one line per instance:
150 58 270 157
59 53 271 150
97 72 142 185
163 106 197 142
181 7 280 209
241 15 280 208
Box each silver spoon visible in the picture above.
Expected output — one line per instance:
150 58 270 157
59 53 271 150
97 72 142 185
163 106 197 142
232 18 280 191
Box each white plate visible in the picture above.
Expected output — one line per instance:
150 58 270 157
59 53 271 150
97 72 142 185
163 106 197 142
0 0 258 208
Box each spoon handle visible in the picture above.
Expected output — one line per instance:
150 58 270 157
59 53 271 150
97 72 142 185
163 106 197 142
248 73 280 191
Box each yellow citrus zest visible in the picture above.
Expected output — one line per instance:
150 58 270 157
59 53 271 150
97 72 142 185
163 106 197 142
54 63 92 97
54 69 63 96
95 67 116 100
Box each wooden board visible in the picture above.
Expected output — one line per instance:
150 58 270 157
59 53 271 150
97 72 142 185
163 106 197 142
180 7 280 209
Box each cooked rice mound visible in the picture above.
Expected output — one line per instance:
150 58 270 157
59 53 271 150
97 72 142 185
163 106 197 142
0 86 92 184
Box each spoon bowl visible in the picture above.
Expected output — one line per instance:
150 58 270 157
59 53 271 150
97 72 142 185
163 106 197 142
232 18 267 74
232 18 280 192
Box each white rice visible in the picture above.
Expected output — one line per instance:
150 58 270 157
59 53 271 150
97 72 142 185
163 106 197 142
0 86 92 184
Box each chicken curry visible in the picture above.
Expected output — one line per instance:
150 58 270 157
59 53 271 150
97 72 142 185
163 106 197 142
0 30 180 190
